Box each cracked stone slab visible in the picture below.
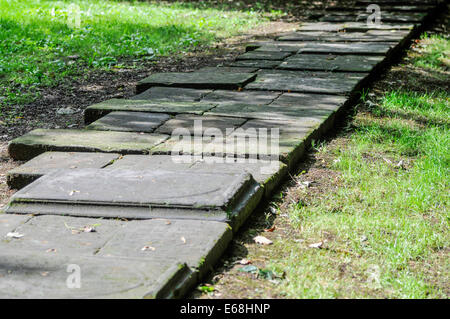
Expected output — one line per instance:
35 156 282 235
297 22 415 32
86 112 170 133
197 66 259 73
7 129 169 161
277 30 410 42
245 71 367 94
279 54 385 72
136 72 257 93
0 247 195 299
236 50 292 61
5 169 262 230
7 152 120 190
106 155 287 198
155 114 246 135
226 59 282 69
84 99 216 124
132 87 212 102
201 90 280 105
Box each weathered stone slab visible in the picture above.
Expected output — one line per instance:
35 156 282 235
245 71 367 94
5 169 262 230
326 5 434 12
319 12 425 23
277 30 410 42
7 152 120 189
0 248 195 298
86 112 170 133
197 66 258 73
237 51 292 61
84 99 216 124
297 22 415 32
8 129 169 161
226 59 282 69
271 92 347 108
279 54 384 72
106 155 287 198
132 87 212 102
136 72 257 93
0 213 32 237
201 90 280 105
155 114 246 135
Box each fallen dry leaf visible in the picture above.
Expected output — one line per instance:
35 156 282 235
141 246 156 251
238 258 252 265
308 241 324 249
264 226 276 233
181 236 186 244
6 232 24 239
254 236 273 245
46 248 57 253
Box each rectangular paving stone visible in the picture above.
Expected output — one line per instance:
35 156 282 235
106 155 287 198
245 71 368 94
201 90 281 105
226 59 282 69
319 12 426 23
5 169 262 230
0 248 195 299
279 54 385 72
86 111 170 133
277 42 396 55
297 22 415 32
84 99 217 124
136 72 257 93
8 129 169 161
7 152 120 189
277 30 410 42
326 5 434 12
236 50 292 61
197 66 259 73
155 114 246 136
132 87 212 102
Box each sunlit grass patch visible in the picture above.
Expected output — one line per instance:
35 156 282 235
412 33 450 70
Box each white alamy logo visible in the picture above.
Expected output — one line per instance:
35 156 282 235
66 264 81 289
367 4 381 27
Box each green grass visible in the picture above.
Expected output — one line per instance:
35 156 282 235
0 0 274 121
413 33 450 70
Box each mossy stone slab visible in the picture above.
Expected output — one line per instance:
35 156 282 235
197 66 259 73
319 12 425 23
7 152 120 189
226 59 282 69
236 51 292 61
201 90 280 105
155 114 246 136
84 99 216 124
86 111 170 133
132 87 212 102
245 71 367 94
297 22 415 32
8 129 169 161
136 72 257 93
279 54 384 72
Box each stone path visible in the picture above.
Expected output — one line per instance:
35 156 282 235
1 1 443 298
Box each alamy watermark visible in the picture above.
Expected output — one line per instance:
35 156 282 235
367 4 381 27
66 264 81 289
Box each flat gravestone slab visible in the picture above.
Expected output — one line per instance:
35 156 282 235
279 54 384 72
237 51 292 61
0 213 32 237
297 22 415 32
132 87 212 102
0 215 232 280
8 129 169 161
7 152 119 189
155 114 246 135
245 71 367 94
0 248 194 299
226 59 282 69
136 72 257 93
5 169 262 229
86 111 170 133
106 155 287 198
277 30 409 42
84 99 216 124
201 90 280 105
255 42 395 55
319 12 425 23
197 66 259 73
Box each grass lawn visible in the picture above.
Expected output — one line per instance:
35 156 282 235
195 31 449 299
0 0 277 123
